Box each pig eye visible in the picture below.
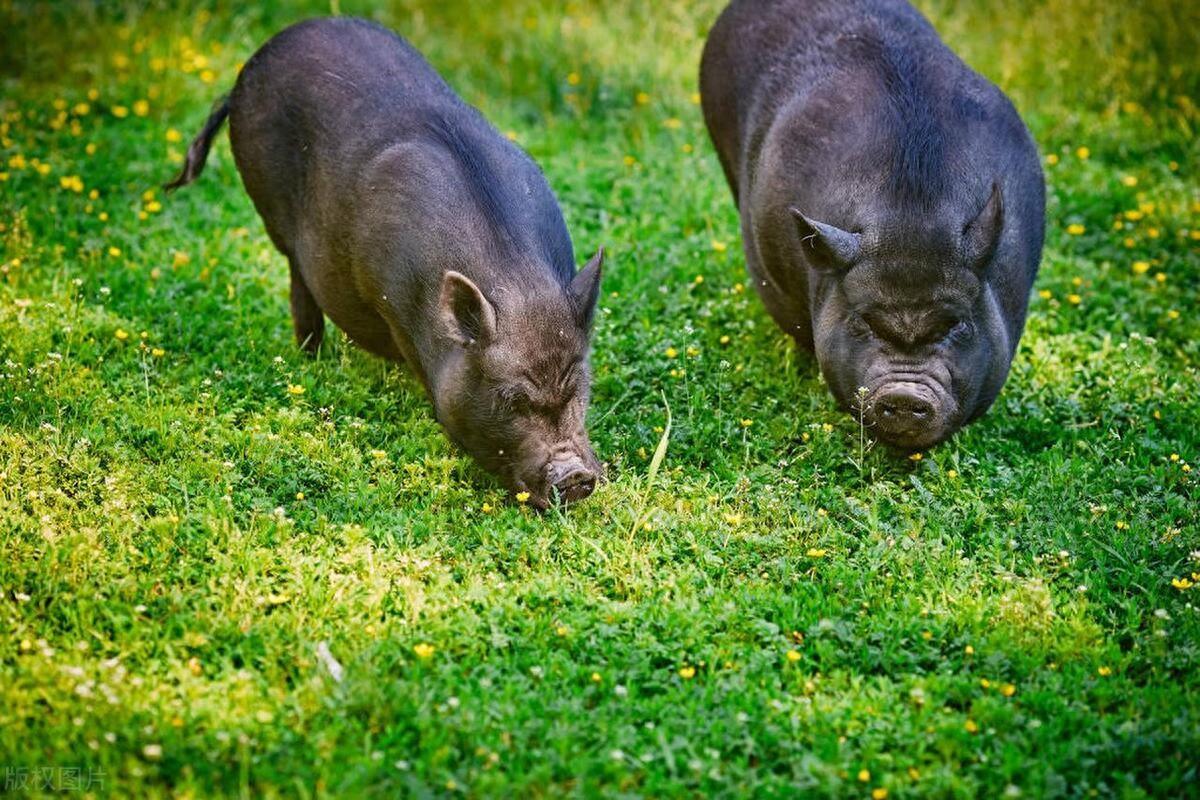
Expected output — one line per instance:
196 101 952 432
501 385 533 412
945 320 974 344
848 315 873 340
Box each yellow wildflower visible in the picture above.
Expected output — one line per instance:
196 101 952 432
1066 223 1085 236
678 666 696 679
286 384 305 395
965 719 979 733
515 491 531 503
1075 146 1090 160
413 643 435 659
786 649 802 663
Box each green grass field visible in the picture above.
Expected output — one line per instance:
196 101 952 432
2 0 1198 796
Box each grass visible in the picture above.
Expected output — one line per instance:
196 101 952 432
1 0 1198 796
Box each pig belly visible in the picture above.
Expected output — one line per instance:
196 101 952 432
304 270 404 361
326 306 404 362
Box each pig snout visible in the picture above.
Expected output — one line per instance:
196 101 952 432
544 456 598 505
866 381 951 449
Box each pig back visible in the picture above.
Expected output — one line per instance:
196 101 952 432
227 18 458 254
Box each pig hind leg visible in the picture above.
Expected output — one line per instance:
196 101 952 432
289 260 325 355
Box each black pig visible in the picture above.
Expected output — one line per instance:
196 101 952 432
700 0 1044 449
167 18 604 506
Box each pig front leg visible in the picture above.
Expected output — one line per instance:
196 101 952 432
288 260 325 355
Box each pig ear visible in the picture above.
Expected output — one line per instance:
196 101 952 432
570 246 604 329
963 182 1004 272
439 270 497 347
790 208 861 271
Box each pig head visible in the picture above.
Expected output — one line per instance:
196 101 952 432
791 184 1017 449
430 251 605 508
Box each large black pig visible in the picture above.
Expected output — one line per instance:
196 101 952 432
167 18 604 507
700 0 1044 449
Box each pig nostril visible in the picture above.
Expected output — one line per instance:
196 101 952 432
874 390 936 426
552 470 596 504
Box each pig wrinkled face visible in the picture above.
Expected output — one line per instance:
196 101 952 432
796 185 1010 450
434 251 604 507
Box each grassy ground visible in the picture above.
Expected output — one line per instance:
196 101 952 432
2 0 1198 797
